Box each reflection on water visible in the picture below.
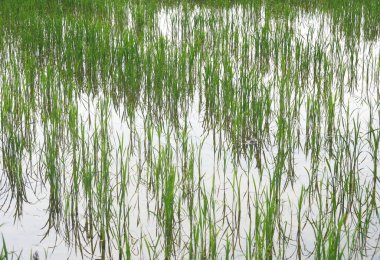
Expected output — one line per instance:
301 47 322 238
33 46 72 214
0 1 380 259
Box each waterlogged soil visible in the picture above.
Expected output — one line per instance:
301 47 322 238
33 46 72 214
0 1 380 259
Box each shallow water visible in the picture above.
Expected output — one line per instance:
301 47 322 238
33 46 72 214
1 1 380 259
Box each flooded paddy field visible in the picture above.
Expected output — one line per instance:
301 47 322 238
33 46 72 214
0 0 379 259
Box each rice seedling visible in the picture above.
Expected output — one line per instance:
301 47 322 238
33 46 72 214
0 0 379 259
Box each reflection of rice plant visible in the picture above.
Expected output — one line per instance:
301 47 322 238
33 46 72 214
32 251 39 260
0 0 379 258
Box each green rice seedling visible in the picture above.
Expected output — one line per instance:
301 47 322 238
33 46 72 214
296 186 305 259
0 84 27 218
164 161 176 259
326 91 336 157
96 98 113 260
0 0 380 258
367 123 380 209
326 213 347 260
0 235 7 260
